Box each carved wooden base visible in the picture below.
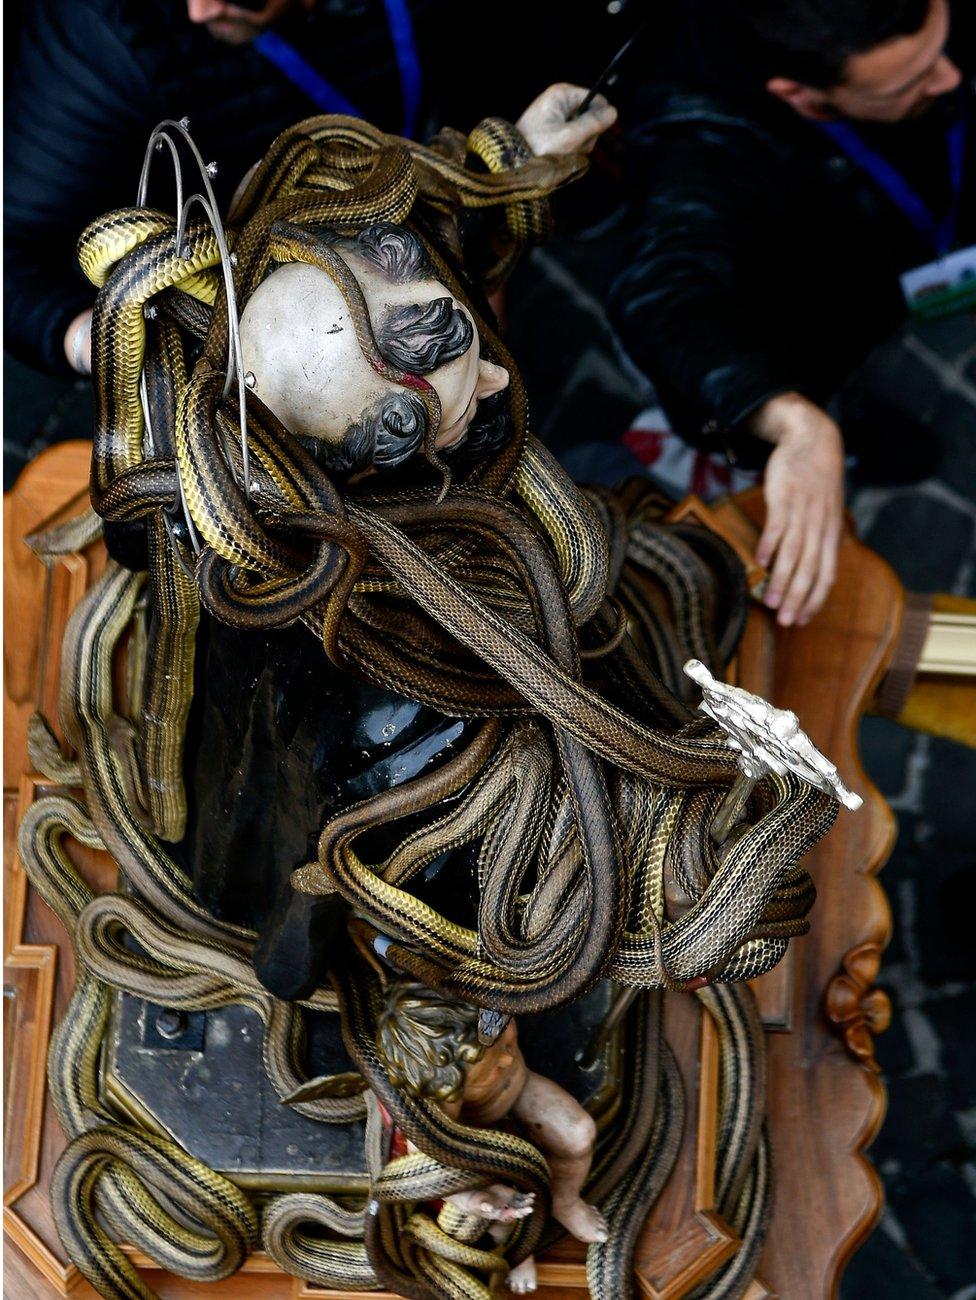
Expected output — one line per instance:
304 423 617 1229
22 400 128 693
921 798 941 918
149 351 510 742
731 490 896 1297
4 452 896 1298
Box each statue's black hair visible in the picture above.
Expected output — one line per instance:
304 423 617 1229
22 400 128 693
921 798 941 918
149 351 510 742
327 389 428 472
346 222 435 284
377 297 474 374
311 221 483 471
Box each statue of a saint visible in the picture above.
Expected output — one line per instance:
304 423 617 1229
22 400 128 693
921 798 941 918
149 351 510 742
19 95 849 1300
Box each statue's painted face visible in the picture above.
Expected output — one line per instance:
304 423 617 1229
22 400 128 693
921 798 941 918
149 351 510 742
240 223 509 473
427 303 509 452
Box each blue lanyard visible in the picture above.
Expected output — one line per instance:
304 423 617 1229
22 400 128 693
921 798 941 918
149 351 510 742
254 0 422 139
381 0 422 141
815 104 968 256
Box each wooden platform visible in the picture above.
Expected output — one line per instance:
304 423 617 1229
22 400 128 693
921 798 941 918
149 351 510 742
4 444 897 1298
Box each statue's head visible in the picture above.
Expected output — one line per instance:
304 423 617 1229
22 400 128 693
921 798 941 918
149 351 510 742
376 980 486 1104
240 222 510 474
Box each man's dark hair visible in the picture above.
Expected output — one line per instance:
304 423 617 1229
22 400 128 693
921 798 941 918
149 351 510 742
729 0 931 86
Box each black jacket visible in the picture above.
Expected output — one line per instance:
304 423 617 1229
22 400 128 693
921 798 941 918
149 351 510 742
609 1 975 455
5 0 628 377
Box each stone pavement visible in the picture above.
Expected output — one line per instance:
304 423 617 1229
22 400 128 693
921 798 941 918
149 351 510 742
4 224 976 1296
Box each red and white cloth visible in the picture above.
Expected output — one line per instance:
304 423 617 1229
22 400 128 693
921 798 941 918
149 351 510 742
621 407 761 503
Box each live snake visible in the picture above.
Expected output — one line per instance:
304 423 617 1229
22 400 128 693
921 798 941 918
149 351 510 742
18 111 839 1298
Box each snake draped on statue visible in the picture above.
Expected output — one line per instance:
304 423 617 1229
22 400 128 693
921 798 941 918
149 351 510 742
18 112 841 1300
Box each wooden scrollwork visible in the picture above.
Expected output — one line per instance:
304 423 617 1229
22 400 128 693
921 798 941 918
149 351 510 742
825 943 892 1074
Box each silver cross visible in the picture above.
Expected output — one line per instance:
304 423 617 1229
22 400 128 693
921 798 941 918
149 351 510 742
684 658 862 841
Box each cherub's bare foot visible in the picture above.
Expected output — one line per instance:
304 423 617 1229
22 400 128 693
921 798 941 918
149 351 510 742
552 1198 608 1243
507 1256 538 1293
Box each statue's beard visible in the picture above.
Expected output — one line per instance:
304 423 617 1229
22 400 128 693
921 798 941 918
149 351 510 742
295 388 513 478
446 389 512 463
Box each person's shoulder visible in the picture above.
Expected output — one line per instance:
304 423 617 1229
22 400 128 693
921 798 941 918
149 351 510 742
29 0 124 34
629 80 759 130
626 79 785 159
23 0 138 58
624 0 796 156
10 0 161 124
26 0 178 52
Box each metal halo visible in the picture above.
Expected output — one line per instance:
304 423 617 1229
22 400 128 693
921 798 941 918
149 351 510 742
134 117 253 549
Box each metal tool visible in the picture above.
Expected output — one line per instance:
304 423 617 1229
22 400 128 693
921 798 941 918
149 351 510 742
570 21 646 119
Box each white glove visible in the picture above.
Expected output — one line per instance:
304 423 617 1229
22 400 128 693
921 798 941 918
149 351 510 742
515 82 617 156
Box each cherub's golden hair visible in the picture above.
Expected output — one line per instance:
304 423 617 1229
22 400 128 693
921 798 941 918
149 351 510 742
376 982 485 1104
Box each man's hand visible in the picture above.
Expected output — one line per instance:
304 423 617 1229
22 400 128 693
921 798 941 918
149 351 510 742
749 392 845 627
64 308 93 375
515 83 617 157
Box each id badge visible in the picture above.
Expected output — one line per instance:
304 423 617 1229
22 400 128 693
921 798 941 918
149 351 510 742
900 244 976 320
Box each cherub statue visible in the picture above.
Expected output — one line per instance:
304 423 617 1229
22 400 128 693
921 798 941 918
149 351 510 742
377 980 606 1294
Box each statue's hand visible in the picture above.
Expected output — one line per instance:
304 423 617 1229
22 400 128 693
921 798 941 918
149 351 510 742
447 1184 535 1222
515 83 617 156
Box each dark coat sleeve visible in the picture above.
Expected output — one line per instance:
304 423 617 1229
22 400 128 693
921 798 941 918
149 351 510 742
4 0 157 375
609 119 799 447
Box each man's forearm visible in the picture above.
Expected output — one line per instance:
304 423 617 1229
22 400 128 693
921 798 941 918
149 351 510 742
750 391 845 628
610 264 793 440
